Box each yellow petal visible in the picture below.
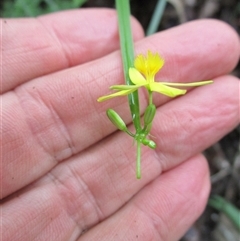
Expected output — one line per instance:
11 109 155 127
97 89 137 102
129 67 148 85
161 80 213 87
134 51 165 77
110 85 141 90
146 50 164 76
134 54 148 76
150 82 186 97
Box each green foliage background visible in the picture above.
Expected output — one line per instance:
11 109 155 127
1 0 87 17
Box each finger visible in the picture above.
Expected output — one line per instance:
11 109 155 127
2 9 143 93
2 153 209 241
79 154 210 241
137 19 240 84
2 20 239 198
152 76 240 171
33 76 236 231
2 76 237 240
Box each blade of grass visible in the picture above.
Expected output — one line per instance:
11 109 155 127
208 195 240 231
146 0 167 36
115 0 143 179
115 0 141 132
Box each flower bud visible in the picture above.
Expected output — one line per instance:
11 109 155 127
142 138 156 149
106 109 127 132
144 104 156 127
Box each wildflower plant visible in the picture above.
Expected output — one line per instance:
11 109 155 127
98 0 213 179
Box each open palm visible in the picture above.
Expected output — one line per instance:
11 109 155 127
2 9 239 241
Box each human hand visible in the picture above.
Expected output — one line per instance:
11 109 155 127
2 9 239 241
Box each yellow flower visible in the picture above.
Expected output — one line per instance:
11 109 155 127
134 50 164 82
97 50 213 102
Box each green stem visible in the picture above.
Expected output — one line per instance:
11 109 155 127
136 140 141 179
125 129 135 137
115 0 141 132
148 91 153 105
146 0 167 36
142 123 152 136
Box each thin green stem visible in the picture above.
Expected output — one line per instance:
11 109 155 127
125 129 135 137
148 91 153 105
142 123 152 136
146 0 167 36
115 0 141 132
136 140 141 179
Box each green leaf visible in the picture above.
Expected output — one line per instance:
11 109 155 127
208 195 240 231
2 0 87 17
115 0 141 132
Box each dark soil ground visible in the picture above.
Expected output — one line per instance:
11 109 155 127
82 1 240 241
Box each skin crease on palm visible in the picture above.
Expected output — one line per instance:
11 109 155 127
1 8 240 241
